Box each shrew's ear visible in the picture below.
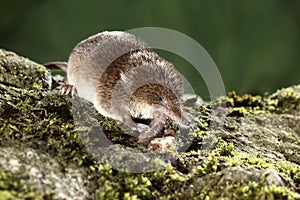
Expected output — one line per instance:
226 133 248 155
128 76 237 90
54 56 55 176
44 61 68 71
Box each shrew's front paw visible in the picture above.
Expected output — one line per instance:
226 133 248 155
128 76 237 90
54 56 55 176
137 122 165 146
137 125 152 145
138 133 151 146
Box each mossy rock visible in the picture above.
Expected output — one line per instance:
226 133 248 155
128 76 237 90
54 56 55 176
0 48 299 199
0 49 51 90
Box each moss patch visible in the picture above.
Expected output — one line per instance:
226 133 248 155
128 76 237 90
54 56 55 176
0 49 51 90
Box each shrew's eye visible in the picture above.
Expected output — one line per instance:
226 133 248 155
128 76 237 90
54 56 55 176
157 95 163 102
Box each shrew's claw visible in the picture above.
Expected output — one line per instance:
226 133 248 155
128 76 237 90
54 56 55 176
60 84 78 96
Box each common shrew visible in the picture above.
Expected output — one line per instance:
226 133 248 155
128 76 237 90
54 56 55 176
45 31 190 144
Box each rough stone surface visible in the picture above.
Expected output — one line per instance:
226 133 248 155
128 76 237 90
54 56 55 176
0 147 90 199
0 49 52 90
0 48 299 199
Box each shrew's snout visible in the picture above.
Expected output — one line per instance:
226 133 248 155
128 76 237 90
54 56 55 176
167 106 191 127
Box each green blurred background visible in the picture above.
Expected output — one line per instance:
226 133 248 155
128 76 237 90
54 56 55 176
1 0 299 100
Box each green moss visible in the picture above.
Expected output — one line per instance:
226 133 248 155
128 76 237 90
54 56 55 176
201 181 261 200
36 65 48 76
0 49 51 90
268 86 300 113
224 148 300 184
123 193 138 200
96 171 153 199
0 84 96 172
265 184 300 199
3 79 298 199
215 141 235 157
265 98 279 112
228 107 251 117
226 151 268 168
96 179 121 200
32 82 44 90
206 181 300 200
124 176 152 197
192 128 207 139
0 170 48 199
226 86 300 115
193 153 218 176
187 139 300 199
227 91 262 107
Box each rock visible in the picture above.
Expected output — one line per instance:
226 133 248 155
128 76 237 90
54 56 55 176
0 48 299 199
0 147 90 199
0 49 52 90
